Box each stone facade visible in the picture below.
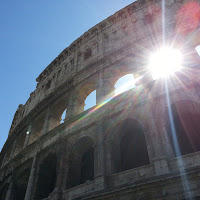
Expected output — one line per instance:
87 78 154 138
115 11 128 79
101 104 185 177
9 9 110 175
1 0 200 199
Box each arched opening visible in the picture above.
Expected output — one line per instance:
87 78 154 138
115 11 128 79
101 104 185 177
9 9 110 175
111 119 149 173
115 74 135 95
80 147 94 184
167 101 200 156
48 93 70 129
28 111 46 145
67 137 94 189
2 145 12 166
195 45 200 56
75 79 97 115
60 109 67 123
0 183 9 200
13 132 26 156
84 90 96 111
13 169 30 200
34 153 57 200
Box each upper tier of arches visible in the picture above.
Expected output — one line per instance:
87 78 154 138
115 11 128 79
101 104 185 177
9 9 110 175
8 0 200 137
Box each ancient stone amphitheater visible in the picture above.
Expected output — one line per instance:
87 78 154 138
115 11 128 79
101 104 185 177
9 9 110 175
1 0 200 199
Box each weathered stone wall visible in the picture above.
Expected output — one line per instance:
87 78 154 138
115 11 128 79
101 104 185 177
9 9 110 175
8 0 200 136
1 0 200 199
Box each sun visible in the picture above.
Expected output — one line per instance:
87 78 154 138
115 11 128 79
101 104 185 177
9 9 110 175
148 47 183 80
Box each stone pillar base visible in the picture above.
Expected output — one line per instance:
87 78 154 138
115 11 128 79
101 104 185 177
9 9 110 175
94 175 106 191
153 156 170 176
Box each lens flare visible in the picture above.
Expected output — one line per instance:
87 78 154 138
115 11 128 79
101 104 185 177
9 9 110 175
115 74 135 95
149 47 183 80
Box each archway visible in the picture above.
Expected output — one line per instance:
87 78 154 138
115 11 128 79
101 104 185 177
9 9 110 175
67 137 94 188
0 183 9 200
111 118 149 173
115 74 135 95
13 168 30 200
84 90 96 111
34 153 57 200
166 100 200 156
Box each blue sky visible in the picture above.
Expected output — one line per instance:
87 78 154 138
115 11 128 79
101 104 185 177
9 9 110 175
0 0 135 151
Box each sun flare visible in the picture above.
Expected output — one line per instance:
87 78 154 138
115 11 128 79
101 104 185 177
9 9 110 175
149 47 183 80
115 74 135 95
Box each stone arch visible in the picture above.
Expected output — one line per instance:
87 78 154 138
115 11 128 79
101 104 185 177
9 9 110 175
156 95 200 126
28 110 47 145
165 100 200 156
73 76 97 114
110 118 150 173
13 131 26 157
13 166 31 200
114 74 135 95
2 144 13 166
49 92 70 127
34 153 57 200
110 65 135 87
84 90 96 111
66 136 94 189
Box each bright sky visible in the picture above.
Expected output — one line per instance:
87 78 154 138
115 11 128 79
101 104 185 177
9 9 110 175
0 0 135 151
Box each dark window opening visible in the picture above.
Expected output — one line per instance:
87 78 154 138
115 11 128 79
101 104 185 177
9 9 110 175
112 119 150 173
70 59 74 66
34 154 57 200
13 132 26 156
0 183 9 200
167 103 200 156
46 80 51 89
84 49 92 60
67 137 94 189
28 111 46 145
80 147 94 184
13 169 30 200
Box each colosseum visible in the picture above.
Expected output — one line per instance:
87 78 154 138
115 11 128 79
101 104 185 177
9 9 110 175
1 0 200 199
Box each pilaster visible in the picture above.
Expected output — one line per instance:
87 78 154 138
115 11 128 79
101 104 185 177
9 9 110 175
94 120 106 190
5 178 13 200
24 156 37 200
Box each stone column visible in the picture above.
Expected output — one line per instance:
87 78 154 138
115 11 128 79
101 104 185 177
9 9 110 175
53 145 67 200
96 70 115 104
94 120 106 190
41 106 61 133
5 178 13 200
65 94 74 119
76 97 85 115
69 94 85 117
94 69 115 189
147 110 170 175
41 106 51 135
1 153 8 167
95 121 105 176
10 140 17 159
24 156 37 200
